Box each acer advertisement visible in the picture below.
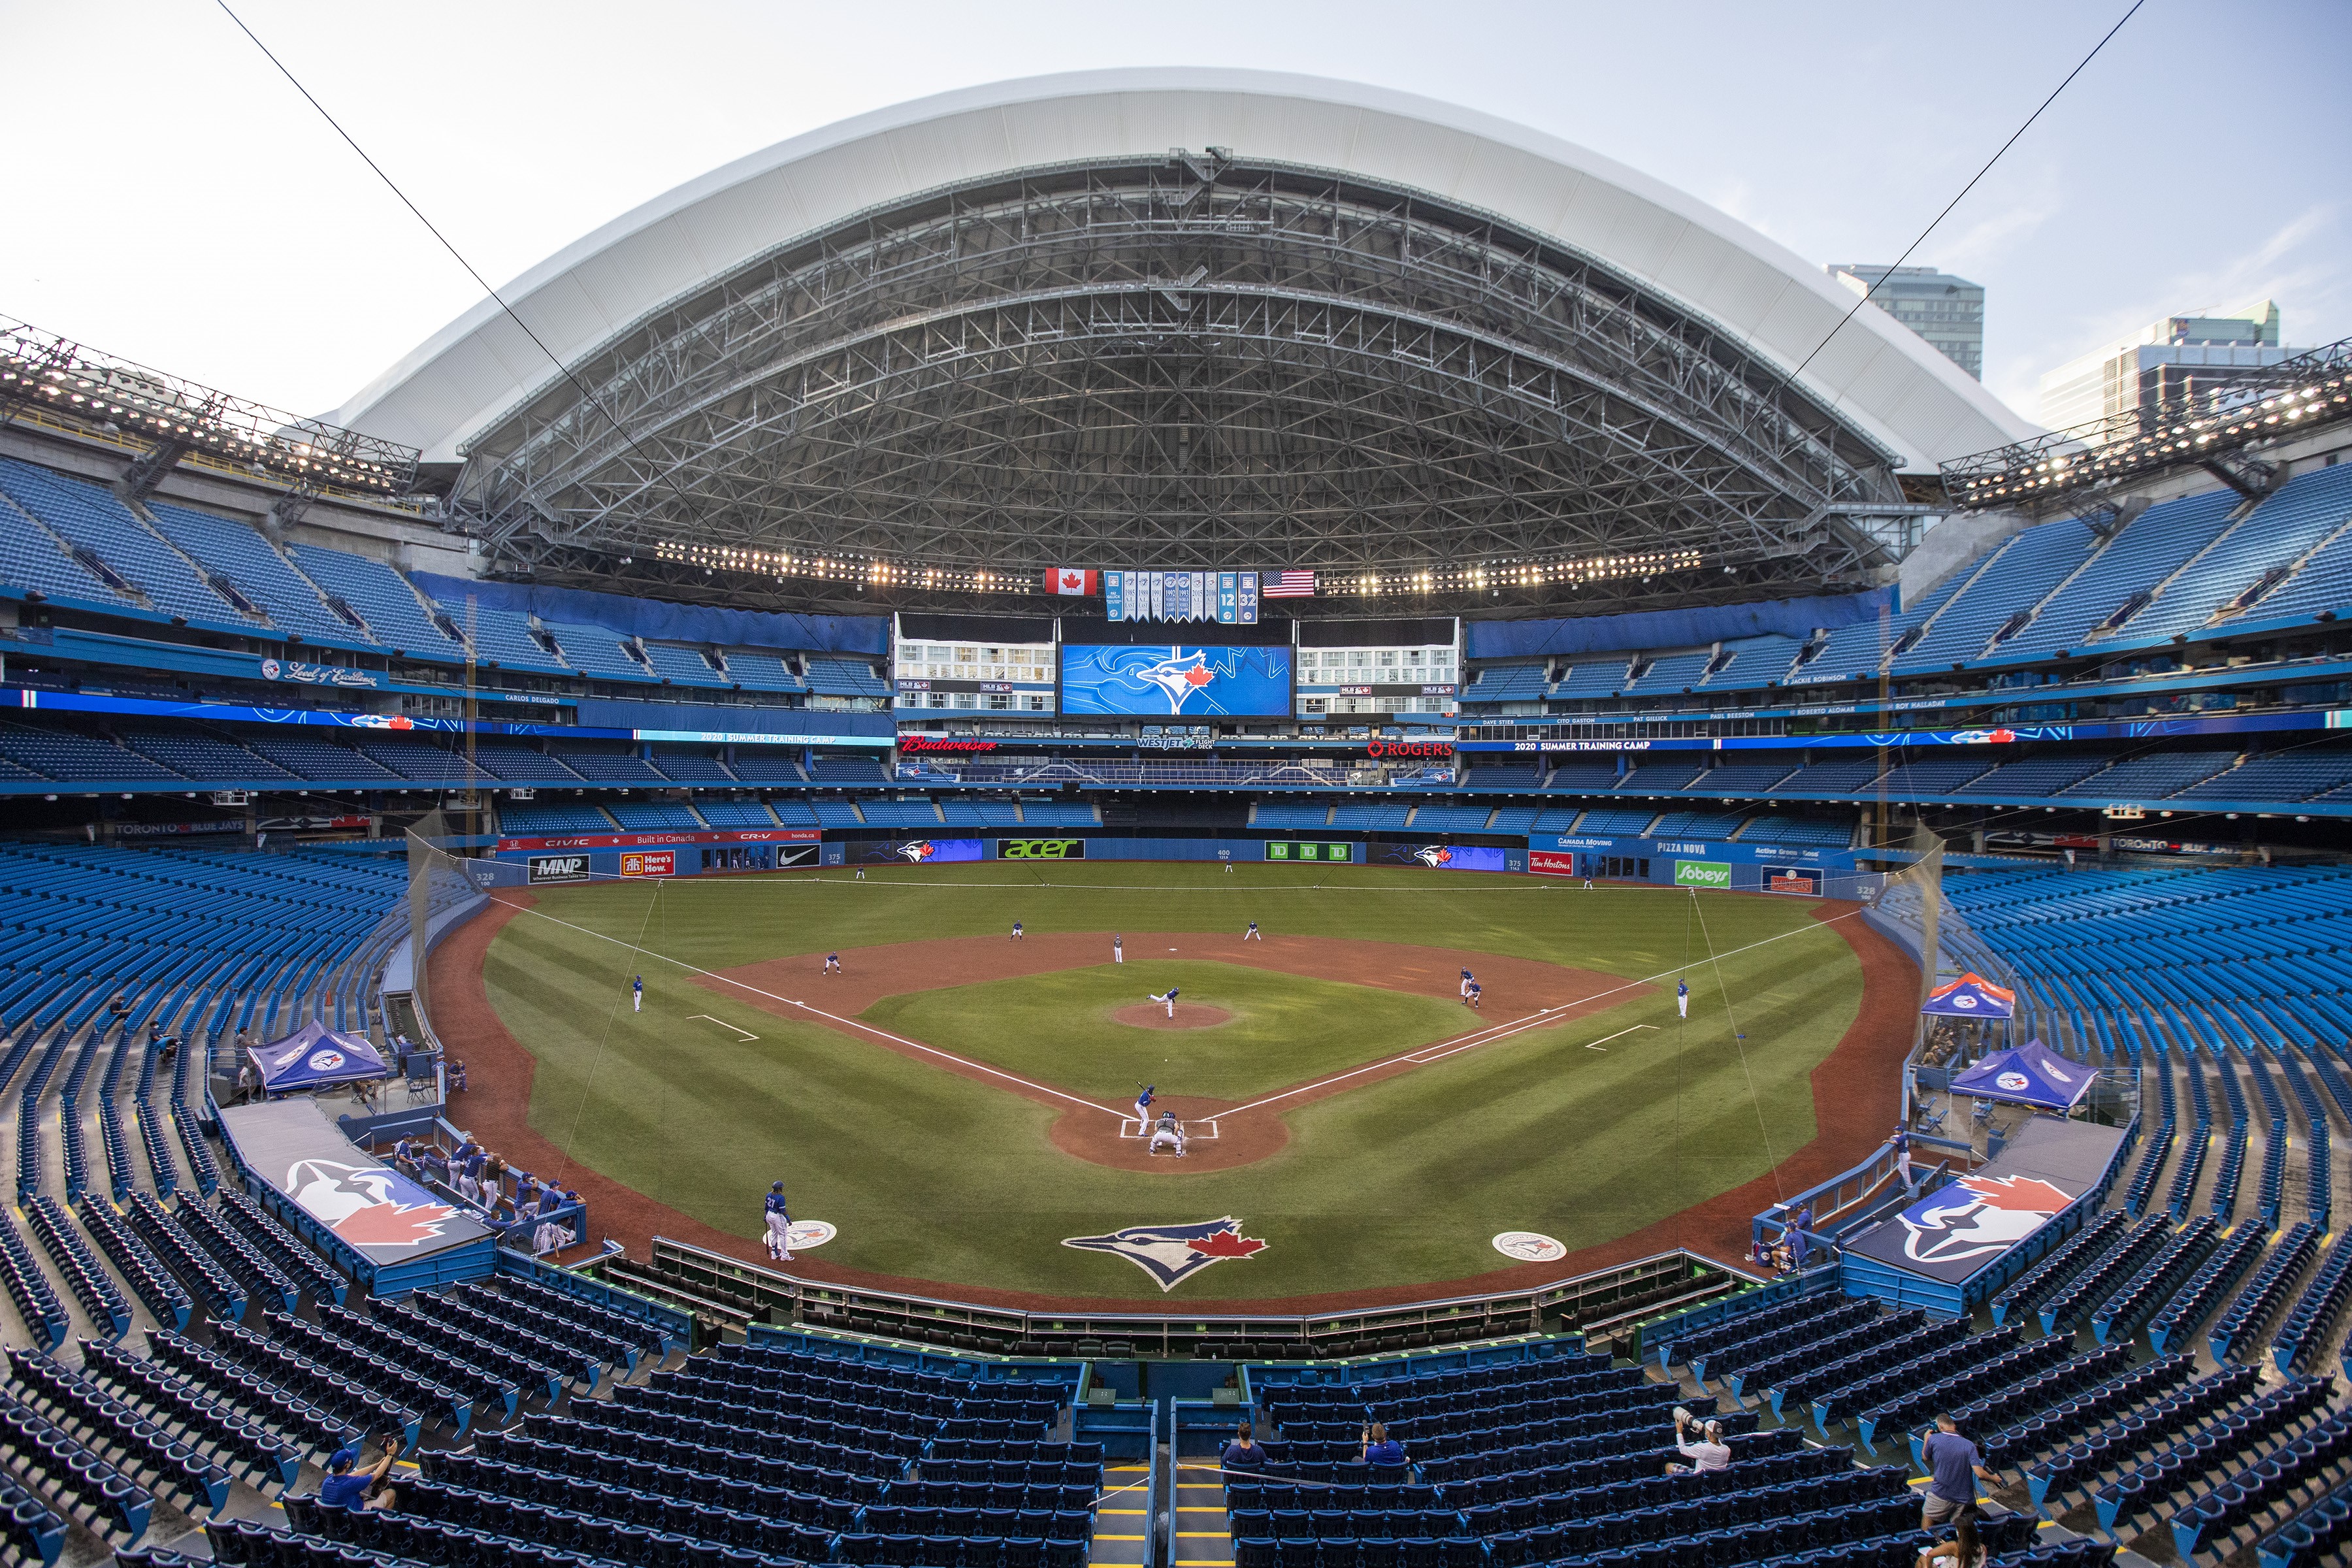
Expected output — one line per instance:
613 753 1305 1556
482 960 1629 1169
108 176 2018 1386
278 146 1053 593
1059 644 1292 717
997 838 1086 860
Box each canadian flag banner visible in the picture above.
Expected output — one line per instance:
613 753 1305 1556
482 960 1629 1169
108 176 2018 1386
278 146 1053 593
1045 568 1099 596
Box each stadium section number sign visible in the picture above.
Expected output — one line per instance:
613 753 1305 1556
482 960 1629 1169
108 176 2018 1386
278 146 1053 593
620 850 676 877
1263 841 1354 862
1674 860 1731 889
527 853 591 885
997 838 1086 860
1059 644 1292 717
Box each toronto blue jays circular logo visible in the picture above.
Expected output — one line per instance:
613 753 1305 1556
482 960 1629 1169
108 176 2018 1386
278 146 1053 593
1061 1217 1269 1292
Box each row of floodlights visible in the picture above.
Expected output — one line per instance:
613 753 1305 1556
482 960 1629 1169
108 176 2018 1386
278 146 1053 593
1953 376 2348 501
653 540 1710 595
0 357 404 491
654 540 1031 594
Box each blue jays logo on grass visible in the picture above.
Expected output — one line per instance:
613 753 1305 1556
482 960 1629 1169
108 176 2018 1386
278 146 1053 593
1062 1217 1267 1291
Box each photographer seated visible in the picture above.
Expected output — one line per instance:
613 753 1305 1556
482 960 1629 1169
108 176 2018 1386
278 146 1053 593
1667 1407 1731 1473
319 1433 405 1511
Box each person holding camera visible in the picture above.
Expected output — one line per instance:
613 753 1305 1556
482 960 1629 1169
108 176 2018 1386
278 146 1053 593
319 1431 405 1511
1360 1422 1404 1466
1667 1407 1731 1473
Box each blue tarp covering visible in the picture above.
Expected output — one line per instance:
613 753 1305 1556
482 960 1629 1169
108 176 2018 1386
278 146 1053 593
1949 1039 2093 1111
1921 972 2018 1019
410 572 887 655
254 1021 389 1092
1463 587 1895 660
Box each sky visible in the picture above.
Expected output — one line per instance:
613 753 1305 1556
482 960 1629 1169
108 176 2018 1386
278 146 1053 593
4 0 2347 433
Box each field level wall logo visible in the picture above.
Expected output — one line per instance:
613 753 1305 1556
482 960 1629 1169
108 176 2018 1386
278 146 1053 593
1062 1217 1267 1291
1674 860 1731 889
999 839 1085 860
620 849 675 877
1897 1173 2072 1266
529 853 590 885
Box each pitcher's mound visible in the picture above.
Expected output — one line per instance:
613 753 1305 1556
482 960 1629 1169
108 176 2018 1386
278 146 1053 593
1111 1003 1234 1030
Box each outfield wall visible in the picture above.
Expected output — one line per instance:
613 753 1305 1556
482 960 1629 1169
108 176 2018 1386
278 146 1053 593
484 830 1876 894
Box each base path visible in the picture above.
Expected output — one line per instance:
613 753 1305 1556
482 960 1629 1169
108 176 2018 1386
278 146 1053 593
702 932 1639 1173
427 894 1911 1313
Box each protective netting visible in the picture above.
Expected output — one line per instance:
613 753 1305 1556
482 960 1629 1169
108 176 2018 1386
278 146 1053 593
404 810 487 1028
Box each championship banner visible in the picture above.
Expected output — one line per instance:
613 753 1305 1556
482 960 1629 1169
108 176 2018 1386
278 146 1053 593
1102 570 1259 623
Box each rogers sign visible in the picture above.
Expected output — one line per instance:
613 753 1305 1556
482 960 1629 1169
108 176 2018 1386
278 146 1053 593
1366 739 1453 759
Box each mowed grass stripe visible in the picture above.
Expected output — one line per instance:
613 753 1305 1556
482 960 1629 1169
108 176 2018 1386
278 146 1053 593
485 866 1865 1299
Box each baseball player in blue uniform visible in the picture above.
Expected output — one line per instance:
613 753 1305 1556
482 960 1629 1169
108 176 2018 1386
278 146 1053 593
823 952 841 976
1676 979 1689 1019
1459 968 1474 1001
1465 981 1482 1010
1011 921 1024 941
1134 1083 1155 1125
1148 987 1179 1019
1244 921 1261 941
632 975 643 1013
763 1182 793 1262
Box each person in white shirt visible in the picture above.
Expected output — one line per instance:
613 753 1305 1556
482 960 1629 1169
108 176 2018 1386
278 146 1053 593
1667 1409 1731 1473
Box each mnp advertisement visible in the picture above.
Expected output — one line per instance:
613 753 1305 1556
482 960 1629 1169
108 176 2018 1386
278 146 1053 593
1059 644 1292 717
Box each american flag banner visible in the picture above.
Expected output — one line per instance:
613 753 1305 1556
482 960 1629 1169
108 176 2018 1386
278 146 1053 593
1262 569 1317 598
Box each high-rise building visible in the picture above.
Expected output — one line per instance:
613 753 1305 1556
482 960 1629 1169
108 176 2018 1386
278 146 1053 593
2037 299 2292 433
1828 264 1985 380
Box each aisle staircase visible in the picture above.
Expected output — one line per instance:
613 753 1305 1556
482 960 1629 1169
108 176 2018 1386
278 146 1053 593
1172 1457 1236 1568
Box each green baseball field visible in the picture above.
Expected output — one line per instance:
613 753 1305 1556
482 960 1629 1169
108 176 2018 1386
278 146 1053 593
468 862 1884 1303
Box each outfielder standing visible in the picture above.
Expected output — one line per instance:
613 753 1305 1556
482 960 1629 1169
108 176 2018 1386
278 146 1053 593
764 1182 793 1262
1676 979 1689 1019
632 975 643 1013
1113 934 1124 964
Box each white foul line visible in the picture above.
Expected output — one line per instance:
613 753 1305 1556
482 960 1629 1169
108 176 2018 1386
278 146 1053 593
487 896 1128 1119
687 1014 760 1041
491 887 1852 1126
1583 1024 1658 1053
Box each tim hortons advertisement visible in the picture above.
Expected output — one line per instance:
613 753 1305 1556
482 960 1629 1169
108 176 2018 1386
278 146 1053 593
619 849 676 877
1528 851 1580 877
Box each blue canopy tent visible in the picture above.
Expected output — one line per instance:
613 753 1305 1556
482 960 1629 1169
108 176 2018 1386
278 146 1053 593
1921 973 2017 1019
254 1021 389 1094
1948 1039 2094 1114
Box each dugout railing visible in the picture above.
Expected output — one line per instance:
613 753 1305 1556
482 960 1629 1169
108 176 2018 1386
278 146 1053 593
616 1235 1740 1361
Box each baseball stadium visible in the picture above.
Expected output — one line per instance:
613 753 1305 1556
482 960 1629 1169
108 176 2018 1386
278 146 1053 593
1 50 2351 1568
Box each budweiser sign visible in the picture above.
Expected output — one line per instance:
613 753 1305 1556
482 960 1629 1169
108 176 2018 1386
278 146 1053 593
900 736 1001 753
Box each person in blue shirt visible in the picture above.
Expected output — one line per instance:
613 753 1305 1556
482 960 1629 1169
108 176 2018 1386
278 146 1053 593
319 1435 402 1511
1011 921 1024 941
632 974 644 1013
764 1181 794 1262
1220 1423 1266 1472
1148 987 1180 1019
1465 981 1482 1011
1676 979 1690 1019
824 953 842 976
1919 1415 2006 1529
1360 1422 1405 1466
1134 1084 1156 1124
1893 1124 1916 1192
1244 921 1261 941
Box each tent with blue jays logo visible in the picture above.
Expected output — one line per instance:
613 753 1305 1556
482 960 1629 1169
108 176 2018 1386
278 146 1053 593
1948 1038 2093 1113
252 1020 389 1094
1919 972 2017 1019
